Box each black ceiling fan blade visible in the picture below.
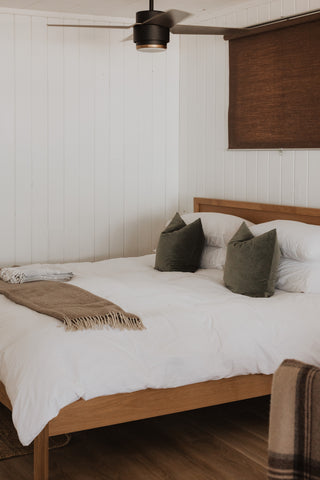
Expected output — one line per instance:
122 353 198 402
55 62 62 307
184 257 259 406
47 24 133 29
171 25 249 35
141 9 191 29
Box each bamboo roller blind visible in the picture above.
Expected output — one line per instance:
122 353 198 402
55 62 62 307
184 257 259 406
228 15 320 149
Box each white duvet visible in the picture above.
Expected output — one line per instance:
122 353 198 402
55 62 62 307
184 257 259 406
1 254 320 445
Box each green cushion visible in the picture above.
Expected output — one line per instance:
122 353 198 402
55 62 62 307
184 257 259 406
223 222 280 297
155 213 205 272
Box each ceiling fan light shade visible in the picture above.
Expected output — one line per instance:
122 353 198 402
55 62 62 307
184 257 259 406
134 10 170 52
136 44 167 52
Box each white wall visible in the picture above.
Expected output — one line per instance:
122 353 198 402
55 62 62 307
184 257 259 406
179 0 320 214
0 9 179 267
2 1 320 268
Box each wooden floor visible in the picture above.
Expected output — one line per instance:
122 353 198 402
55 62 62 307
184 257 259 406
0 396 270 480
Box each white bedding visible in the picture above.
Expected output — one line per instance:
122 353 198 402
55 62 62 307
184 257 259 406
1 254 320 445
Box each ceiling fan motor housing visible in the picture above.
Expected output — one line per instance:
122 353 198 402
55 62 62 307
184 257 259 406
134 10 170 49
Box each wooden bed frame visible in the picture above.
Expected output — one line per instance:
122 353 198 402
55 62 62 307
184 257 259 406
2 197 320 480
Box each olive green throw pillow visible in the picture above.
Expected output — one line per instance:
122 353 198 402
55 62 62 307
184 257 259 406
155 213 205 272
223 222 280 297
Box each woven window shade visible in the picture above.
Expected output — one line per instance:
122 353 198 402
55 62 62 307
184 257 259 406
228 16 320 149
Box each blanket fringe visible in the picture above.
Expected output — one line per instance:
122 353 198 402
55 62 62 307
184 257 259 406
63 311 145 331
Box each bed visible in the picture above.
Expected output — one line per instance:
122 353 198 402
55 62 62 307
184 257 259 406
1 197 320 480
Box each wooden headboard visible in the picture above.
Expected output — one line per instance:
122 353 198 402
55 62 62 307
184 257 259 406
194 198 320 225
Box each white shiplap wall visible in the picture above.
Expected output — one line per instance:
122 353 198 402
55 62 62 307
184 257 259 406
179 0 320 214
0 10 179 267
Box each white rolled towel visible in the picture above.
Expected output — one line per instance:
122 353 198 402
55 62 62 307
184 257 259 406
0 265 73 284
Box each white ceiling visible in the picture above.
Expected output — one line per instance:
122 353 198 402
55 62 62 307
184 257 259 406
0 0 249 20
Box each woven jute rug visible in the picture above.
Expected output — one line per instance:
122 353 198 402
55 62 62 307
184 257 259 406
0 403 71 461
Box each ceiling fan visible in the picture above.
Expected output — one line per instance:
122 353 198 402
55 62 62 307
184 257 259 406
47 0 248 52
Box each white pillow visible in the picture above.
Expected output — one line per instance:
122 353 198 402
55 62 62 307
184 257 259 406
200 246 227 270
277 257 320 293
251 220 320 261
181 212 254 247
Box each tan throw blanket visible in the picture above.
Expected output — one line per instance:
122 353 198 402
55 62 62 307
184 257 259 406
268 359 320 480
0 279 144 331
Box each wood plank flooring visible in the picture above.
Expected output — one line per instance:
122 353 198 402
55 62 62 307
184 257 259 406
0 396 270 480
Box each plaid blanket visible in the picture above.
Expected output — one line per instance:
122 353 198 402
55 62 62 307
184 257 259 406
268 359 320 480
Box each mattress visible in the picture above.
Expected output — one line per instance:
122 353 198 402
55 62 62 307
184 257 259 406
1 254 320 445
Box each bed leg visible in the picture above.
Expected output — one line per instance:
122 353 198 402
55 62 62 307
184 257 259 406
34 425 49 480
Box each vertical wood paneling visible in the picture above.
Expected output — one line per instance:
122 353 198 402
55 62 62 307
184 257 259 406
281 151 295 205
123 42 139 258
15 14 32 265
78 21 95 261
179 0 320 213
109 28 125 259
186 36 199 200
214 34 226 200
282 0 295 15
178 35 191 213
310 0 320 8
0 14 15 266
295 0 309 12
294 152 308 206
3 0 319 271
31 15 48 264
63 18 80 262
47 17 64 263
234 151 247 200
308 152 320 207
179 35 197 214
94 25 110 261
137 52 153 255
0 10 179 267
196 36 208 198
268 152 282 204
270 0 282 18
151 53 166 249
165 35 179 220
257 152 269 203
203 36 215 199
257 3 270 21
224 150 235 200
246 151 258 201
